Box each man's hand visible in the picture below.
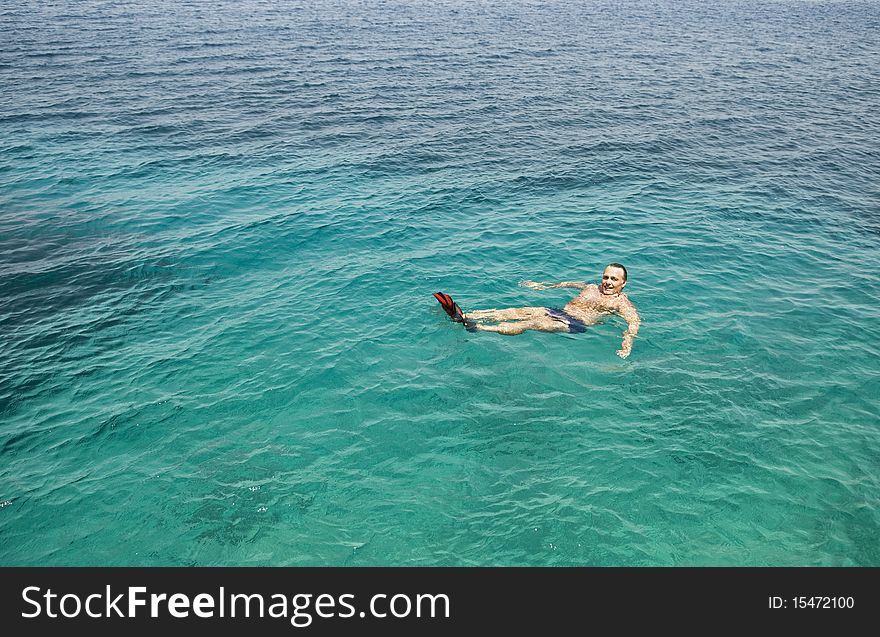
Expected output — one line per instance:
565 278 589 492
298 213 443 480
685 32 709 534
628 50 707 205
521 280 548 290
616 348 631 359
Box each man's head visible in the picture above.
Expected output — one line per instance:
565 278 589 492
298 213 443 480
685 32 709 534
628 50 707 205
601 263 627 295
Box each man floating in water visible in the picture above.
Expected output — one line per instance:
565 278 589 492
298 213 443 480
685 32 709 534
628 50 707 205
434 263 641 358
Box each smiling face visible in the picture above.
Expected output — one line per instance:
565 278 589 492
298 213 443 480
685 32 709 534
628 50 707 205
600 265 627 295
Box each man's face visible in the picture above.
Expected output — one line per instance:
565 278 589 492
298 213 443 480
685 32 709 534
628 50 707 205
600 266 626 295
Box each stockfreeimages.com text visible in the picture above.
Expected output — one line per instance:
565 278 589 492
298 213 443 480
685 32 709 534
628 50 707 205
22 586 450 627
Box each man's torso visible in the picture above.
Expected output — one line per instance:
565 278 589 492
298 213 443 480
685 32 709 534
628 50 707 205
563 284 629 321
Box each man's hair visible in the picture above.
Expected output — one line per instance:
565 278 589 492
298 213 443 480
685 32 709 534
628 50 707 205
606 263 627 281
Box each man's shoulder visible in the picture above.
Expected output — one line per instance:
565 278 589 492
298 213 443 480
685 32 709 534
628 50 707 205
618 294 638 313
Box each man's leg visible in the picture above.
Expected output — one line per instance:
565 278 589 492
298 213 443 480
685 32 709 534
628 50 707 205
474 318 569 335
464 307 548 321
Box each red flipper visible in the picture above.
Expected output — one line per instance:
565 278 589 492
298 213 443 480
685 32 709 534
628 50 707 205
434 292 476 330
433 292 457 318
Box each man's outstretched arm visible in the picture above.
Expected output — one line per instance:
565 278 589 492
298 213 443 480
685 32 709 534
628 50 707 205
617 301 641 359
521 280 587 290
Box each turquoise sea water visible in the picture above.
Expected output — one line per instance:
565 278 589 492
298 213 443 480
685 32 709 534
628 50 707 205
1 0 879 566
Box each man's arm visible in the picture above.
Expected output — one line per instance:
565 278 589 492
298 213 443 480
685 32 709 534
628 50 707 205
521 280 587 291
616 300 641 359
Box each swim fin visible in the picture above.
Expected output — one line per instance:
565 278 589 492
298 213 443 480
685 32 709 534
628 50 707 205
433 292 477 331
